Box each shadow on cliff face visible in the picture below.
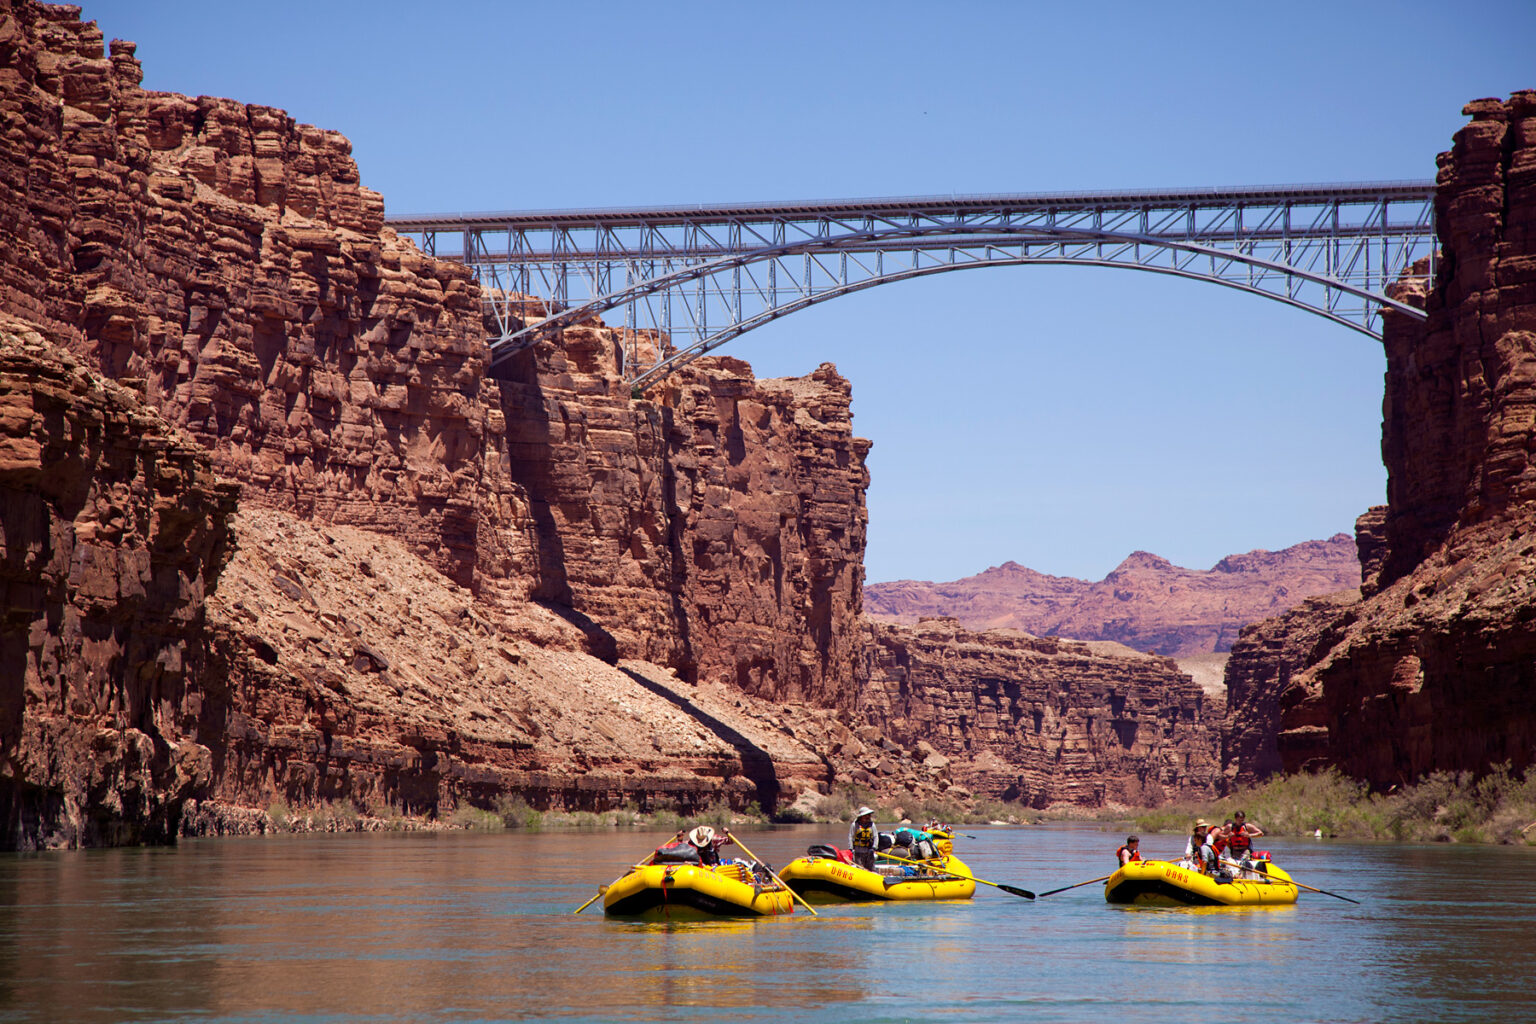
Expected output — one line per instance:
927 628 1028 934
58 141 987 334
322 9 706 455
618 667 781 812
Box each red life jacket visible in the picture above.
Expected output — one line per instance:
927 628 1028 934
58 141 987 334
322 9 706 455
1116 845 1141 865
1227 826 1252 852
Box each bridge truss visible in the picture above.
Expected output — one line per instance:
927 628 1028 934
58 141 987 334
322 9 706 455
386 181 1436 391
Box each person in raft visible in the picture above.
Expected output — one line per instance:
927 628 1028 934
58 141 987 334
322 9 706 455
849 806 878 871
687 826 732 866
1183 819 1218 874
1116 835 1142 866
1214 820 1235 860
1224 810 1265 868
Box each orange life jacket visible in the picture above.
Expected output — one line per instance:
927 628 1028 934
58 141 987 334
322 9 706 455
1116 845 1141 865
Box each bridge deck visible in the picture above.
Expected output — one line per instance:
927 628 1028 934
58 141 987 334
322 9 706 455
384 180 1435 233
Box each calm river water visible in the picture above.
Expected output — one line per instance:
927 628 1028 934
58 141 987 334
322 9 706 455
0 822 1530 1023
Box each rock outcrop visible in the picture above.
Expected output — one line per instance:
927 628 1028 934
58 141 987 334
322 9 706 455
859 619 1222 807
494 338 870 707
0 318 237 847
1221 591 1359 787
866 537 1361 657
1225 90 1536 788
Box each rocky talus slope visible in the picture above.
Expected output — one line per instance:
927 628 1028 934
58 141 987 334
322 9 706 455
0 2 1221 845
866 537 1361 658
1225 91 1536 788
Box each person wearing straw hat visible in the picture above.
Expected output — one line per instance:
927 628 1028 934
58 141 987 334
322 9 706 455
686 825 730 866
848 806 878 871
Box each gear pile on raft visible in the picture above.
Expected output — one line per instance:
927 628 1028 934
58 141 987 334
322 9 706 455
777 818 980 903
576 808 1357 920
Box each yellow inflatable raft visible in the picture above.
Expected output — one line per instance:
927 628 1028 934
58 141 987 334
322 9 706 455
1104 858 1298 907
602 861 796 920
778 853 978 903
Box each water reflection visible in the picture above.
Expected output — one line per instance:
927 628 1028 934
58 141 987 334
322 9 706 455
0 826 1531 1023
1111 903 1300 965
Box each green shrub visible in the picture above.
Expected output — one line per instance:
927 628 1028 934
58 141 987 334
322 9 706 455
696 800 734 829
1129 764 1536 845
495 795 544 830
449 805 506 831
649 809 684 833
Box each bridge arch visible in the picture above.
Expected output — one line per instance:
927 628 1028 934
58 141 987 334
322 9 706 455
385 182 1436 391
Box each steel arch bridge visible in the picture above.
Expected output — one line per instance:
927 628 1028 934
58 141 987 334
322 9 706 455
386 181 1436 391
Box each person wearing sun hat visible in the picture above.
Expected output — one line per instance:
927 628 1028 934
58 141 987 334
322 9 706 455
1183 818 1217 874
848 806 878 871
686 825 730 866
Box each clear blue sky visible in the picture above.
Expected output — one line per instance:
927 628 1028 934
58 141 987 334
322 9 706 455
93 1 1536 584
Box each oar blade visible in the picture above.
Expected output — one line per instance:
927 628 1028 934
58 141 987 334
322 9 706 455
998 884 1036 900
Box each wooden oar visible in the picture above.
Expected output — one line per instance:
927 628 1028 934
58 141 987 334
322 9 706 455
573 831 686 914
722 829 818 916
572 885 608 914
879 851 1035 900
1036 873 1114 897
1218 857 1360 904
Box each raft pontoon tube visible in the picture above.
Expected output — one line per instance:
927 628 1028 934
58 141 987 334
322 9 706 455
1104 858 1299 907
602 861 796 920
778 850 977 902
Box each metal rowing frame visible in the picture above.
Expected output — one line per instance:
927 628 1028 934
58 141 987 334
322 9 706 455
386 181 1435 391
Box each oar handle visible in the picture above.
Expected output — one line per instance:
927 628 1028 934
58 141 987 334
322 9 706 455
1217 857 1360 904
723 830 818 916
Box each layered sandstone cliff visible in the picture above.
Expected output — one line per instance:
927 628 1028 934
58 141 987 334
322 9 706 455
0 318 237 846
1226 90 1536 788
859 619 1221 807
495 337 870 707
0 318 867 846
866 537 1360 657
0 2 1219 845
0 0 870 707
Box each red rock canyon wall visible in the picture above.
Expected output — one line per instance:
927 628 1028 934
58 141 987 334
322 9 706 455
860 619 1222 807
0 2 1218 843
1226 91 1536 788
